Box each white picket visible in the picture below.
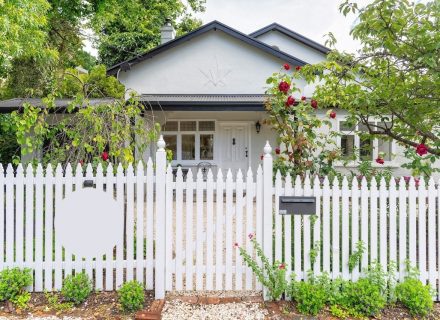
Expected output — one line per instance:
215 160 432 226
235 170 244 290
370 178 378 263
294 175 303 279
427 178 436 288
303 176 312 277
105 163 115 291
175 168 184 290
126 164 135 282
74 163 83 274
95 164 104 290
145 159 154 290
24 164 34 290
341 177 349 279
360 177 369 270
196 169 204 290
245 168 254 290
44 164 54 290
418 177 427 282
34 164 44 291
185 170 194 290
274 171 282 264
135 162 145 286
225 170 233 290
84 164 94 281
5 165 14 268
206 169 214 290
255 166 263 290
64 164 73 279
284 175 293 280
115 164 125 288
351 177 360 280
398 177 407 281
332 177 340 279
15 165 24 269
165 165 173 290
379 177 388 272
388 178 397 270
408 178 417 267
322 177 331 274
215 169 224 290
312 176 321 276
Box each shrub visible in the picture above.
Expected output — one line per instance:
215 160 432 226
61 273 92 305
237 234 287 300
396 278 433 317
0 268 33 307
118 281 145 312
289 280 326 315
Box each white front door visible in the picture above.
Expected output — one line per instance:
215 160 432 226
219 123 249 174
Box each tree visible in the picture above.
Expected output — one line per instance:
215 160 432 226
91 0 206 66
301 0 440 175
10 65 159 167
0 0 51 77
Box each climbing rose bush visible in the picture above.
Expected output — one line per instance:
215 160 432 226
264 66 341 177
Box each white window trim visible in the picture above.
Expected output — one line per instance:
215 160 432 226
162 119 217 166
334 119 399 168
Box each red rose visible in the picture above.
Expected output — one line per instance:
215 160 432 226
278 263 286 270
234 242 239 248
285 96 295 106
283 63 290 70
329 111 336 119
102 151 109 161
275 147 281 155
301 96 306 101
79 160 84 166
295 66 301 71
260 154 264 160
311 99 318 109
278 81 290 94
376 157 384 165
416 144 428 156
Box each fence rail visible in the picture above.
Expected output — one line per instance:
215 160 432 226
0 137 439 300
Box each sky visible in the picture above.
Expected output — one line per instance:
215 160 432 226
195 0 374 52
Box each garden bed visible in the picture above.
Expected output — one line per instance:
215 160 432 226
0 291 154 319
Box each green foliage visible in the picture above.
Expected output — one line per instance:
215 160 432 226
45 291 74 312
348 241 365 272
61 273 92 305
117 280 145 312
396 278 433 317
289 278 326 315
0 114 20 164
237 235 287 300
301 0 440 171
0 0 50 76
356 160 393 183
92 0 206 67
265 68 341 177
0 268 33 307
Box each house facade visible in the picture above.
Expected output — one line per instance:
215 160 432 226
108 20 420 176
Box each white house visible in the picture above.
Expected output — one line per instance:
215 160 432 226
0 20 431 176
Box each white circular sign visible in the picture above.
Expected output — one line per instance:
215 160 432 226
55 188 122 259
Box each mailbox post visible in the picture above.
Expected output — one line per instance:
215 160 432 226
279 196 316 215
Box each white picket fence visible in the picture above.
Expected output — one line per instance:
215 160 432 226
1 137 440 300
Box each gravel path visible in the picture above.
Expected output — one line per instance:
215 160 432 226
0 317 84 320
162 300 268 320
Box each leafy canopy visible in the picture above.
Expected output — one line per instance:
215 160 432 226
301 0 440 171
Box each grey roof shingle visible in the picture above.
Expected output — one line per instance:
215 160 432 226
0 98 117 112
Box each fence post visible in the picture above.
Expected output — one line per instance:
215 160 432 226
262 141 273 300
155 136 167 299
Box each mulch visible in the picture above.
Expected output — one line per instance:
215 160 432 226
0 291 154 320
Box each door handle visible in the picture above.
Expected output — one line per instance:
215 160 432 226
232 138 236 145
245 147 248 158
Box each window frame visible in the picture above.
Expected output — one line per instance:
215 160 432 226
162 119 217 165
336 119 397 167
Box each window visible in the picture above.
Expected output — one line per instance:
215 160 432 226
162 120 216 162
339 121 393 162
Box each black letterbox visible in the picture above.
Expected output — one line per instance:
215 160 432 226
279 196 316 215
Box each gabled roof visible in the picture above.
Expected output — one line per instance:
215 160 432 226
107 20 308 75
249 23 330 54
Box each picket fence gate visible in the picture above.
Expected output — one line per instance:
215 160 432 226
1 136 440 300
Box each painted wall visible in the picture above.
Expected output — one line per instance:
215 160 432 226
118 30 310 95
254 30 326 65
